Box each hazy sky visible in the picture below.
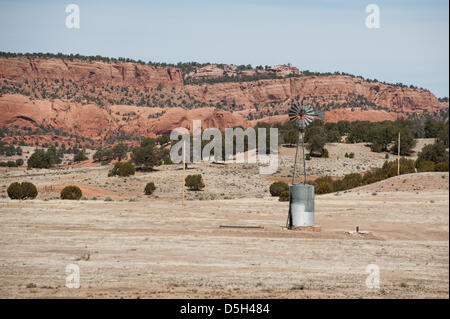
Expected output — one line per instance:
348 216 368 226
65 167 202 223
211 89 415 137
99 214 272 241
0 0 448 97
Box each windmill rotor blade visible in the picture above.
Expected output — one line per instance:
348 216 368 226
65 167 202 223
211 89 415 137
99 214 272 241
288 113 297 121
315 110 325 119
289 106 298 114
304 117 313 124
288 99 323 128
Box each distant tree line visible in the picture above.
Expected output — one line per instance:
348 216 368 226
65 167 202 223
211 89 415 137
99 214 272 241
271 118 449 157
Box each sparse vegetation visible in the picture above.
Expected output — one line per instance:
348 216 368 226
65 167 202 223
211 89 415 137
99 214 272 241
416 141 449 167
279 191 289 202
185 174 205 191
312 157 421 195
108 162 136 177
416 161 436 173
27 149 55 169
434 161 449 172
269 181 289 196
0 142 22 156
93 149 114 164
7 182 38 200
132 138 166 171
73 150 88 162
314 177 335 194
144 182 156 195
60 185 82 200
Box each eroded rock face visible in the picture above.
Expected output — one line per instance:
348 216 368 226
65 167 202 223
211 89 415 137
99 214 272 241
250 108 405 127
0 94 247 143
0 57 445 146
186 76 441 112
0 57 183 89
186 64 299 80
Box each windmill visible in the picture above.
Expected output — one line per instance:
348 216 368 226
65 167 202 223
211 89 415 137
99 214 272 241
286 98 323 229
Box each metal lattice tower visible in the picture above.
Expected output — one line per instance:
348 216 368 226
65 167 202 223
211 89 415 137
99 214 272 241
286 98 323 229
288 99 323 184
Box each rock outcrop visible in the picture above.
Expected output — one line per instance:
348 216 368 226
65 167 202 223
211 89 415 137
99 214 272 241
0 94 247 143
0 57 183 89
186 76 441 113
0 56 446 146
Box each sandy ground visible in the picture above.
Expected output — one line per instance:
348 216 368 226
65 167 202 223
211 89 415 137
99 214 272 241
0 172 448 299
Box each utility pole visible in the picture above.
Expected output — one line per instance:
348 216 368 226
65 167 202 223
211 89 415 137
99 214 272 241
182 139 186 206
397 131 401 176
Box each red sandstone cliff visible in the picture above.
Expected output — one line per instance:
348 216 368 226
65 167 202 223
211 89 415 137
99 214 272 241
0 57 183 89
185 76 441 113
0 94 247 142
0 56 446 146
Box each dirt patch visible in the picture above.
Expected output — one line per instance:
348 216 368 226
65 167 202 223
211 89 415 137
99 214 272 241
353 172 449 193
0 189 447 298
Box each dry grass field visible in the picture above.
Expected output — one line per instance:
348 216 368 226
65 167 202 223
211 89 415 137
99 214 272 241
0 141 448 299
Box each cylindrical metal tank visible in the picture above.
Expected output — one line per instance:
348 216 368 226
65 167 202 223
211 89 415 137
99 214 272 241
289 183 315 227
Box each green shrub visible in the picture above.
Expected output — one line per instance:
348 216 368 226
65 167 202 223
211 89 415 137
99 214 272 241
385 154 389 159
185 174 205 191
370 142 383 153
7 182 38 200
333 179 345 192
74 150 88 162
131 138 163 170
162 156 173 165
348 152 355 159
21 182 38 199
424 118 445 138
435 161 449 172
313 176 334 194
7 182 23 199
416 160 435 173
307 133 327 157
93 149 114 164
27 150 54 169
390 128 416 156
416 142 449 165
279 191 289 202
362 168 387 185
269 181 289 196
144 182 156 195
305 154 311 161
7 160 17 167
112 143 128 161
15 158 24 166
322 148 329 158
109 161 136 177
341 173 363 189
382 158 415 177
60 185 82 200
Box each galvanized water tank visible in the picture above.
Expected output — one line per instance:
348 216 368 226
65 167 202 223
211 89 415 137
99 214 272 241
289 184 315 227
